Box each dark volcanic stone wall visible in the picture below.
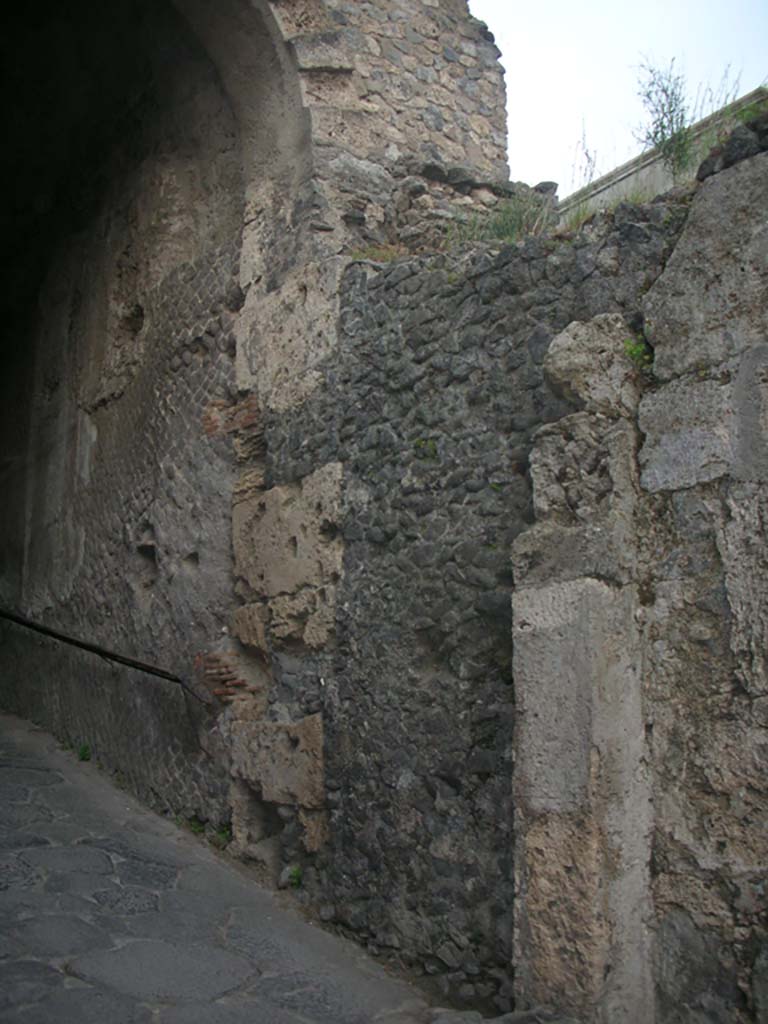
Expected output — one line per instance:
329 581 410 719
263 193 691 1009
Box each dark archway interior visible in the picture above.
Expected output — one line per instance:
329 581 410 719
1 0 156 601
2 1 185 332
2 4 162 587
0 0 244 635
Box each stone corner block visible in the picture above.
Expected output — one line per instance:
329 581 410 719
233 462 344 649
545 313 640 419
513 413 639 587
512 577 641 815
230 712 325 811
639 349 768 492
644 151 768 381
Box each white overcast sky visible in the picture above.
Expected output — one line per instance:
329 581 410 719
468 0 768 196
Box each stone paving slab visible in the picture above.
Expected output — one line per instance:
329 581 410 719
0 713 429 1024
0 715 578 1024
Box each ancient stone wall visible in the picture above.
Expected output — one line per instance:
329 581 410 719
2 4 766 1022
0 0 520 982
0 10 505 656
513 147 768 1023
250 192 690 1010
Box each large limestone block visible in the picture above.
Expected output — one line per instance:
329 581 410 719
650 702 768 875
229 713 325 810
644 152 768 381
292 33 350 71
639 377 735 491
236 260 345 411
513 579 644 815
513 578 652 1022
715 481 768 696
515 813 610 1014
512 412 639 586
638 345 768 492
233 462 343 648
545 312 641 418
642 577 732 705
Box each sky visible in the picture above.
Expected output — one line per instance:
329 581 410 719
467 0 768 196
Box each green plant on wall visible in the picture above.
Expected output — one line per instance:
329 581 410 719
413 438 439 460
349 243 408 263
624 335 654 375
634 58 693 179
213 824 232 848
570 122 599 194
634 58 741 181
451 190 550 246
735 95 768 125
560 200 593 234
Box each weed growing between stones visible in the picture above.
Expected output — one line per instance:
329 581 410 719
624 335 654 376
413 438 439 460
559 200 593 234
174 814 234 850
735 94 768 126
558 186 656 235
450 190 550 245
212 824 232 849
634 58 742 181
349 243 408 263
77 743 91 762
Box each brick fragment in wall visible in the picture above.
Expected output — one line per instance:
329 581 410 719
202 393 262 437
203 393 266 466
194 651 269 713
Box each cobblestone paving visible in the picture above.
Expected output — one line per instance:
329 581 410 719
0 714 430 1024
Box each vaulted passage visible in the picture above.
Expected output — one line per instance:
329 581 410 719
0 0 309 821
0 0 307 641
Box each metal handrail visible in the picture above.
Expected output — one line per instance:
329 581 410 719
0 606 207 704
